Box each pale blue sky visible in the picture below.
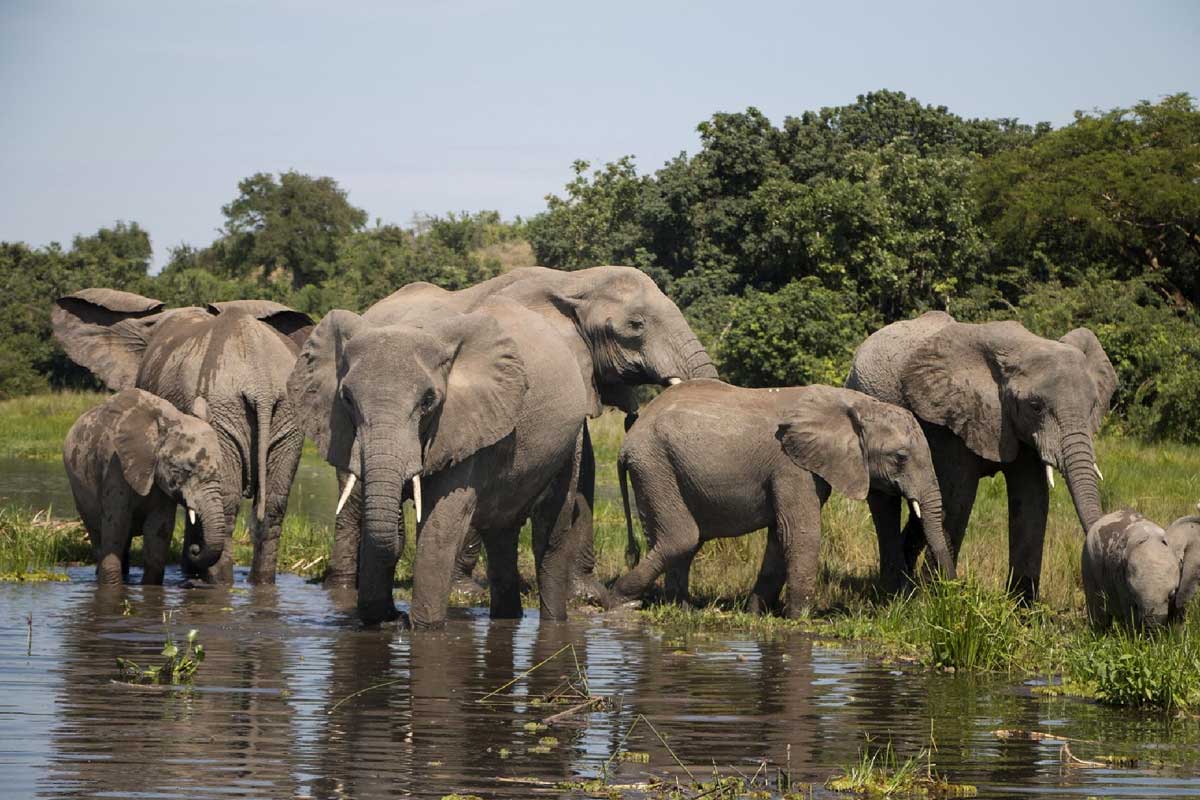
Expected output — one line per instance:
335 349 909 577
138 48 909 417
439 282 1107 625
2 1 1197 267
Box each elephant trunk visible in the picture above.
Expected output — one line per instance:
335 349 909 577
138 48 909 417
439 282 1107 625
357 423 411 624
914 487 955 579
184 484 226 570
250 391 272 523
677 331 718 380
1060 428 1102 532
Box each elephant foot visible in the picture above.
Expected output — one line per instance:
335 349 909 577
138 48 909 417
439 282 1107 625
358 597 401 626
323 570 357 590
450 575 489 601
247 570 277 586
570 573 610 606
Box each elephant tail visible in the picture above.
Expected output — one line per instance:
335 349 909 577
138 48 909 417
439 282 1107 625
248 390 273 524
619 452 640 568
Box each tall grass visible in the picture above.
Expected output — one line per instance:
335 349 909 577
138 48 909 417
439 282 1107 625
0 506 91 575
0 391 107 461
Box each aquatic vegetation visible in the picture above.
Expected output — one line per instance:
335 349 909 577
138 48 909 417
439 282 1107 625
116 627 206 686
1061 609 1200 710
0 507 90 576
827 739 977 797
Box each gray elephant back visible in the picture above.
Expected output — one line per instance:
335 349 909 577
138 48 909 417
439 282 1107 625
846 311 954 402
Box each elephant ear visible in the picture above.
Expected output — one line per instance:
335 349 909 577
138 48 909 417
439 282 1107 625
1059 327 1118 435
422 310 529 474
777 387 870 500
113 392 165 496
901 323 1019 463
52 289 166 390
286 310 367 473
207 300 315 350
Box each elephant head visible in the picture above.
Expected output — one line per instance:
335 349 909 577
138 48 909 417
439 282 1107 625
287 304 528 622
777 387 956 579
116 392 227 569
1166 511 1200 620
901 320 1116 532
1087 510 1180 629
499 266 718 414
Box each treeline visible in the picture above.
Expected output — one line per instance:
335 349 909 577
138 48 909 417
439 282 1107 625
2 90 1198 441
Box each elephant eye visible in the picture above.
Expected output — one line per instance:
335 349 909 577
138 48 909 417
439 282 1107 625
1029 397 1045 413
420 389 437 413
627 317 646 334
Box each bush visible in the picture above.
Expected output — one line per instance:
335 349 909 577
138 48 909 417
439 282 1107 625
716 277 876 387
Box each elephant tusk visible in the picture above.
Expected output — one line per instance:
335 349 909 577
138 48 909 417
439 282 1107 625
1045 464 1055 489
911 500 922 520
1094 463 1104 481
667 377 682 386
412 475 422 524
188 508 197 525
335 473 356 515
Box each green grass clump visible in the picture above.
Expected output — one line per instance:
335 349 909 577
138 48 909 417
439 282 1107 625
117 627 206 686
1061 610 1200 710
0 506 90 576
0 391 106 461
913 579 1024 671
827 739 977 797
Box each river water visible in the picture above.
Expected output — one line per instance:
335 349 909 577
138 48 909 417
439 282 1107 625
1 570 1198 799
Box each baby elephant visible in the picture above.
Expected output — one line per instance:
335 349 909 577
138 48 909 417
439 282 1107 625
1167 509 1200 619
64 389 226 585
612 380 955 616
1082 509 1180 630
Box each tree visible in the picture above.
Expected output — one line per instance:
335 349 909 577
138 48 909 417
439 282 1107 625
219 171 368 288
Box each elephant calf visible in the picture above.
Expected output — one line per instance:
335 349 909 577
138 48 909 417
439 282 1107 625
63 389 226 585
1167 508 1200 619
611 380 955 617
1082 509 1180 630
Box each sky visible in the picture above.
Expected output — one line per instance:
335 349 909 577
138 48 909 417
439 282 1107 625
1 0 1197 268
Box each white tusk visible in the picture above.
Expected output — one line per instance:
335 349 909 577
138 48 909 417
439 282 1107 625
1094 463 1104 481
187 508 196 525
412 475 422 524
911 501 922 520
335 473 356 515
1045 464 1055 489
667 377 682 385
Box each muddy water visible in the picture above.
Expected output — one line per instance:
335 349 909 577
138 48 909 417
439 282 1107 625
0 572 1197 799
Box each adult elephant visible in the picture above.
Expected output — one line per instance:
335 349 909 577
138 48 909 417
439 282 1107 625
323 266 718 595
52 289 313 584
288 297 590 626
846 311 1117 601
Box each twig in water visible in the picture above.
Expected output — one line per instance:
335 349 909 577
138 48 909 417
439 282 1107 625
1061 742 1106 768
542 696 608 725
478 643 574 704
26 612 33 656
328 678 407 714
605 714 695 781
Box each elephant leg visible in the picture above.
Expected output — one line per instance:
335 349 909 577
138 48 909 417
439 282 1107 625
450 531 486 595
249 433 302 585
568 423 607 602
121 533 133 579
610 464 697 607
481 525 522 619
749 528 786 615
530 436 585 621
327 469 362 588
774 475 822 619
410 475 477 630
663 543 697 606
140 501 175 586
1003 445 1049 605
868 490 906 595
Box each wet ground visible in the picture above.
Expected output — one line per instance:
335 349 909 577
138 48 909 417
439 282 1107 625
1 571 1198 799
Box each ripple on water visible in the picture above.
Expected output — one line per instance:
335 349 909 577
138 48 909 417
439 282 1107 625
0 571 1196 799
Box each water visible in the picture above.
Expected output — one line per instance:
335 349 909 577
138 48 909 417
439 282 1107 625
0 455 342 523
0 572 1197 799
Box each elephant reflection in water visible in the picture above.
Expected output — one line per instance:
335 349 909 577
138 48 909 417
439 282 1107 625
310 618 588 797
45 586 302 798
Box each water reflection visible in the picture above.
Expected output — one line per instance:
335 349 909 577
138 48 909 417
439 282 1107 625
0 575 1195 799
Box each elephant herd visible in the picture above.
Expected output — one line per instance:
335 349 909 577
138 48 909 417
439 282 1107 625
53 266 1197 630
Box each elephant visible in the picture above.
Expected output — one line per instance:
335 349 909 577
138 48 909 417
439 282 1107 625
287 296 591 626
1082 509 1180 630
846 311 1117 602
1167 508 1200 619
52 289 313 584
63 388 226 585
321 265 718 598
609 380 955 616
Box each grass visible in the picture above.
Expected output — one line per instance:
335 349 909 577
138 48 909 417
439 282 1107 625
827 739 977 797
5 393 1200 710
